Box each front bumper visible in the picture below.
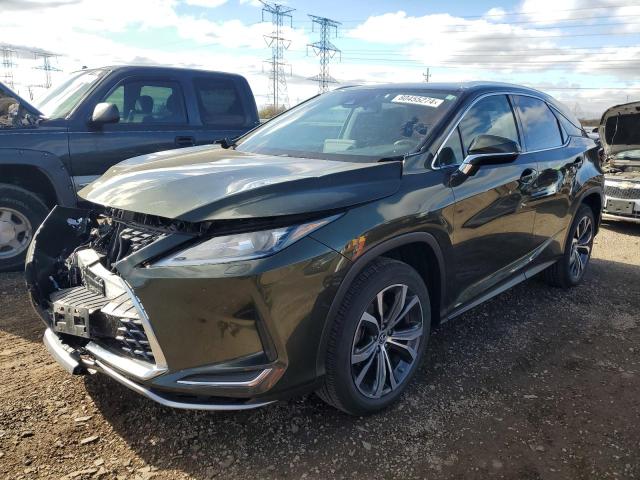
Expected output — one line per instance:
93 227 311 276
27 207 349 410
43 328 274 410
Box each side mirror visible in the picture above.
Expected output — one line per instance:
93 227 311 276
90 102 120 125
450 135 520 187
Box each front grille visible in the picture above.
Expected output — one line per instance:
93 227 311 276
97 222 165 269
101 292 155 362
605 184 640 200
49 278 155 364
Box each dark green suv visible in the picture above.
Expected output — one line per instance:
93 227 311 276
27 82 603 415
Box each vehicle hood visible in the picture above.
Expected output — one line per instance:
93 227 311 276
0 82 43 119
599 101 640 158
79 145 403 222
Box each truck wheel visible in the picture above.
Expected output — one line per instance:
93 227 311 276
0 184 49 272
317 258 430 415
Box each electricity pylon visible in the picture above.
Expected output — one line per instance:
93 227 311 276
261 1 294 110
307 15 341 93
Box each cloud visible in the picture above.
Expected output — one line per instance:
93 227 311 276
184 0 228 7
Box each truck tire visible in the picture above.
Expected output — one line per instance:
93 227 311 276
0 184 49 272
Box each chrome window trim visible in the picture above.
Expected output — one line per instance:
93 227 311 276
431 91 569 170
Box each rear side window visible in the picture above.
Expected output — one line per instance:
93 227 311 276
193 78 249 128
458 95 519 153
103 80 187 125
552 107 585 138
513 96 563 151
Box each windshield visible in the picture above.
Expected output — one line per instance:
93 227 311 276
34 69 107 119
236 87 459 161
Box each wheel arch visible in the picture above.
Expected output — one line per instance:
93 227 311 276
0 150 76 208
316 232 447 377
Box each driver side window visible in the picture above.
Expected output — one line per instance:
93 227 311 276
458 95 519 154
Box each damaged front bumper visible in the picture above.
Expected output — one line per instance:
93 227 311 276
26 206 347 410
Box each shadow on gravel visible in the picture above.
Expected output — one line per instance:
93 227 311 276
601 220 640 236
83 256 640 479
0 272 43 343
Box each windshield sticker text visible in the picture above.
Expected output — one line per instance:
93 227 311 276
391 95 444 108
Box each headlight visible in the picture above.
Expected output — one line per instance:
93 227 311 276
153 215 339 267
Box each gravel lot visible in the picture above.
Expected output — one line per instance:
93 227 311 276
1 222 639 480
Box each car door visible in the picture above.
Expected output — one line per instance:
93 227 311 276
512 95 582 259
444 94 539 308
68 77 196 188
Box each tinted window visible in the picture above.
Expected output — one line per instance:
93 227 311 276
103 80 187 124
193 78 249 128
438 127 464 166
514 96 563 150
458 95 519 153
552 107 584 138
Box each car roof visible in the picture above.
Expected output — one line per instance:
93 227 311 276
344 81 552 98
72 65 246 80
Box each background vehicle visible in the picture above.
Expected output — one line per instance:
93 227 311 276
26 83 603 416
599 101 640 223
0 66 259 271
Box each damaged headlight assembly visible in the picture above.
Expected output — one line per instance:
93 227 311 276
153 215 340 267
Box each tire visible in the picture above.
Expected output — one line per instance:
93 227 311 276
317 257 431 415
0 184 49 272
545 204 595 288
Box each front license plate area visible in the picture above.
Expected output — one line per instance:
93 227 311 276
52 303 91 338
606 199 635 215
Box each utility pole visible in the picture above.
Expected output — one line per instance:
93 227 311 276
423 68 431 83
1 46 16 89
33 51 60 89
260 1 294 111
307 15 341 93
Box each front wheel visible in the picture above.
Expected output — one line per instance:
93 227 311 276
545 204 595 288
0 184 49 272
317 258 430 415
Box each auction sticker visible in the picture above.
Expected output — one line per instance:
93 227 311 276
391 94 444 107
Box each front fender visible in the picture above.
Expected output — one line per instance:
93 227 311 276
0 147 76 207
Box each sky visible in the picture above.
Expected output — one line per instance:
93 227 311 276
2 0 640 118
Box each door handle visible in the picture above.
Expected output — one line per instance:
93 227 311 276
519 168 538 185
175 136 196 147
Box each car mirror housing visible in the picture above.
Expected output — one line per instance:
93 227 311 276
449 135 520 187
91 102 120 125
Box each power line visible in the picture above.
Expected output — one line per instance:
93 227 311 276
33 52 60 89
1 46 16 89
260 0 294 110
330 3 640 23
307 15 341 93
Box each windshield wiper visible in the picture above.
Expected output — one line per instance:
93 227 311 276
216 137 237 149
378 151 423 162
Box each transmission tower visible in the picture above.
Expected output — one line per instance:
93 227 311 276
1 47 16 89
260 1 294 111
307 15 341 93
33 52 61 89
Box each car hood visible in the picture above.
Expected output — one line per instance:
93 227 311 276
0 82 43 119
79 145 403 222
599 101 640 158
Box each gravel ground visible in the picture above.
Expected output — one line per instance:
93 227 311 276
1 222 639 480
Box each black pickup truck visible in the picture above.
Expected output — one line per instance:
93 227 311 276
0 65 259 271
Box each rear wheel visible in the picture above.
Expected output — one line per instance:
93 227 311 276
0 184 49 272
545 204 595 288
318 258 430 415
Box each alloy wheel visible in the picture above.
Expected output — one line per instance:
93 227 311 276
0 208 33 259
569 215 593 280
351 284 424 399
